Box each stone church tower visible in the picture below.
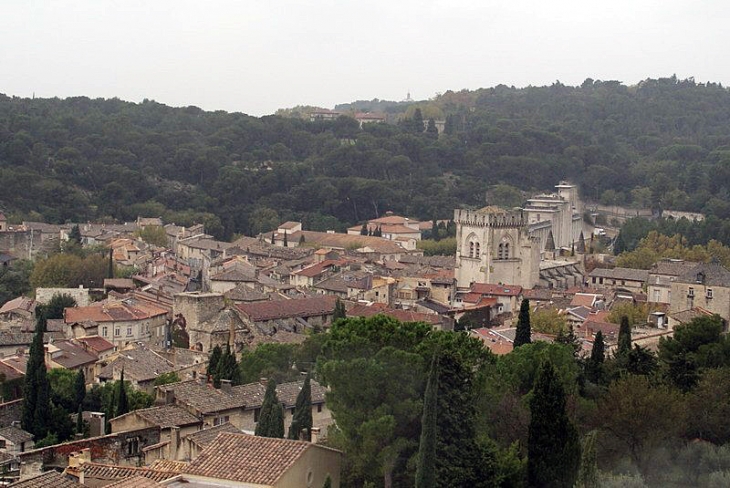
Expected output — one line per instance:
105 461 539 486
454 207 541 290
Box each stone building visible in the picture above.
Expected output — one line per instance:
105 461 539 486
454 207 540 290
669 261 730 327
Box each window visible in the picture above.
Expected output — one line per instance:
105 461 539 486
469 241 474 258
102 326 108 337
213 415 230 426
498 242 510 260
317 404 323 413
0 440 6 449
688 287 695 297
654 290 661 302
126 437 140 456
115 328 120 336
475 242 480 258
126 326 132 336
707 288 714 299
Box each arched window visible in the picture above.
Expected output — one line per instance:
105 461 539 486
469 242 474 258
475 242 480 258
498 241 511 260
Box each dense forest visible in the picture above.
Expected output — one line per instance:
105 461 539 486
3 76 730 241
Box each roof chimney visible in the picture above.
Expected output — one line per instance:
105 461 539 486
220 379 232 394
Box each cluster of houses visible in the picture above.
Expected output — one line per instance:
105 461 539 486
0 182 726 487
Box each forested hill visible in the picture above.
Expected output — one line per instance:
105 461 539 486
2 76 730 240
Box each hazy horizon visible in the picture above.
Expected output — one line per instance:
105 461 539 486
2 1 728 116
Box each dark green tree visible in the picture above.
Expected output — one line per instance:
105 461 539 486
288 374 313 441
585 331 605 383
614 232 627 255
74 369 86 410
333 298 346 321
76 404 84 435
625 344 658 376
431 217 440 241
214 344 240 387
322 475 332 488
576 431 599 488
207 344 222 381
115 369 129 417
412 108 424 133
426 118 439 139
283 231 288 247
37 293 76 321
107 248 114 279
299 234 305 245
255 379 283 438
555 325 580 357
22 317 51 437
415 355 438 488
617 315 632 357
360 222 368 236
69 225 82 245
528 360 581 488
270 401 285 438
514 299 532 348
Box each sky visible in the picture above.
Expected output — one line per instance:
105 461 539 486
1 0 728 116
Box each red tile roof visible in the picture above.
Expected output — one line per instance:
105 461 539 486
347 304 441 325
65 299 168 323
76 335 115 354
292 259 345 278
184 432 339 485
470 283 522 297
236 296 337 322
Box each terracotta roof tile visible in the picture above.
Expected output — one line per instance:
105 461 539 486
80 462 180 483
65 299 168 324
10 471 80 488
470 283 522 297
184 432 330 485
111 404 200 429
99 345 174 383
103 476 164 488
235 296 337 322
75 335 115 354
185 422 240 448
148 460 189 472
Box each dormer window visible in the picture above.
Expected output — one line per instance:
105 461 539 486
707 288 713 299
688 287 695 297
696 272 705 284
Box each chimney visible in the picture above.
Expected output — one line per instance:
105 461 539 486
220 379 232 394
165 389 175 405
170 426 180 460
259 377 268 386
311 427 320 444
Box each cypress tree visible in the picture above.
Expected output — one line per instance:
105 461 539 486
270 402 285 438
256 379 283 438
426 118 439 139
322 475 332 488
360 222 368 236
617 316 632 357
333 298 346 321
415 355 438 488
74 369 86 410
76 404 84 435
107 248 114 279
207 344 222 380
431 218 440 241
576 431 599 488
528 361 581 488
299 234 305 245
22 317 50 437
288 375 313 441
116 369 129 417
514 299 532 348
283 231 288 247
271 232 275 245
412 108 424 133
586 331 605 384
69 224 82 245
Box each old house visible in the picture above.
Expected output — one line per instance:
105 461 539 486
65 298 169 348
156 378 331 435
45 339 99 380
0 297 34 323
648 259 700 304
669 261 730 327
97 345 177 394
588 267 648 291
235 296 337 334
181 432 341 488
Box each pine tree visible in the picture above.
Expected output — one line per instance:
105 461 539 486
617 315 632 357
360 222 368 236
556 325 580 357
256 379 284 438
333 298 346 321
528 361 581 487
116 370 129 417
207 344 222 381
74 370 86 410
514 299 532 348
288 375 313 441
415 355 438 488
586 331 605 384
426 118 438 139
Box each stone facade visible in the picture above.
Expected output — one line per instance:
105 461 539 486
454 207 540 290
36 287 91 307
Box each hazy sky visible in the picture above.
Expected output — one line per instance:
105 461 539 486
2 1 727 116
